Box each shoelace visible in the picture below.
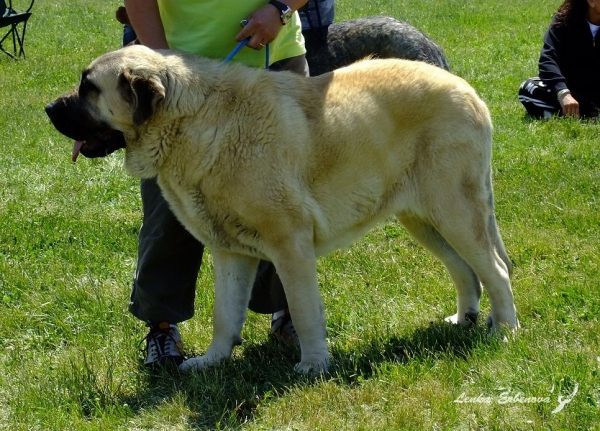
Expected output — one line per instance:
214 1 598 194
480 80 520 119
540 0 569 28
271 312 298 339
142 326 181 360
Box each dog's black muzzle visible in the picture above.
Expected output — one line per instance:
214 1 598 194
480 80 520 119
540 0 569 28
45 93 126 158
45 92 106 141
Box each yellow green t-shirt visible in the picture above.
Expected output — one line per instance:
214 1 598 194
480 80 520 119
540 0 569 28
157 0 306 67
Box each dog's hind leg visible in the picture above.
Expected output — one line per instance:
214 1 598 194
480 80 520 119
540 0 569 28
427 196 518 333
396 214 482 326
179 251 259 372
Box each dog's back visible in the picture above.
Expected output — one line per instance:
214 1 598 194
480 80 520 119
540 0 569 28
306 16 450 76
251 58 490 254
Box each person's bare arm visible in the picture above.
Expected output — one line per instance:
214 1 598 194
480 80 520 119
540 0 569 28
237 0 308 50
124 0 169 49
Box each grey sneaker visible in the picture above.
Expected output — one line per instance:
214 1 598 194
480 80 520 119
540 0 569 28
143 322 185 368
270 308 299 346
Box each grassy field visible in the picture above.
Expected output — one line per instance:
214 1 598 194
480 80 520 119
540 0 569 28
0 0 599 429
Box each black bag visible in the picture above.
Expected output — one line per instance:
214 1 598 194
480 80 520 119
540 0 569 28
518 77 560 118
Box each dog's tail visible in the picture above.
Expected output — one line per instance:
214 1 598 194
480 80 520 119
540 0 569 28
486 174 512 276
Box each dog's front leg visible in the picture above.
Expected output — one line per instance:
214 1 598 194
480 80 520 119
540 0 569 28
272 246 329 375
179 251 258 372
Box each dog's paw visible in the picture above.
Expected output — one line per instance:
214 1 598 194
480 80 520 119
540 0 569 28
179 355 221 372
486 316 519 342
294 359 329 376
444 312 479 327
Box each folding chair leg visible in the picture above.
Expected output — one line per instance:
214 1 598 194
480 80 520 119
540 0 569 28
0 12 32 59
16 22 27 58
0 27 16 59
0 23 28 59
11 24 17 56
0 47 15 59
0 43 15 58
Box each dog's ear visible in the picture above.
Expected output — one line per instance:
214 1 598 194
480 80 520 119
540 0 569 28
121 68 166 127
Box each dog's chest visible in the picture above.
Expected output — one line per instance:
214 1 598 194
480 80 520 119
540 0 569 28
158 175 262 256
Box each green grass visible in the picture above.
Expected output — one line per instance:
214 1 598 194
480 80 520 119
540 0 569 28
1 0 599 429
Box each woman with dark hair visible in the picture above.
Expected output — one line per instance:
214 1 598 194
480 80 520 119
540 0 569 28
519 0 600 118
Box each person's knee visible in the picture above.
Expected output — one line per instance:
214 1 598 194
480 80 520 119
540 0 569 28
270 55 310 76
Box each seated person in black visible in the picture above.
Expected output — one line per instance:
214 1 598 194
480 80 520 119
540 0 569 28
519 0 600 118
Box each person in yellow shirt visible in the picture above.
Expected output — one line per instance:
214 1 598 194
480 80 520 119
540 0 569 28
124 0 308 370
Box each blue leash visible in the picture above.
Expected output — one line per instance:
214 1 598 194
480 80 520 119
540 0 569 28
221 39 250 65
221 20 270 68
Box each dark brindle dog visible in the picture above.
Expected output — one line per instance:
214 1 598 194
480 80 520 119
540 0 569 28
71 15 449 161
306 16 450 76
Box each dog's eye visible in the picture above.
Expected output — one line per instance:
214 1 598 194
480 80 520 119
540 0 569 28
79 74 100 97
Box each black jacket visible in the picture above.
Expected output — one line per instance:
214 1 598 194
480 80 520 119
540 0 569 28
539 15 600 114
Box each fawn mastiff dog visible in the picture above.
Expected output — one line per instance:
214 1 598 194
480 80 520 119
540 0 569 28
46 45 517 374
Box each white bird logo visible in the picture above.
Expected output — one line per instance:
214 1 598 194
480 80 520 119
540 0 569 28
551 381 579 414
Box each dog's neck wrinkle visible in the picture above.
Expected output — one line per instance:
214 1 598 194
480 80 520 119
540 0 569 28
158 54 224 114
162 70 212 116
125 119 181 178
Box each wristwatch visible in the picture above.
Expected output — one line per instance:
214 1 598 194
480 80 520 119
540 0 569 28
268 0 293 25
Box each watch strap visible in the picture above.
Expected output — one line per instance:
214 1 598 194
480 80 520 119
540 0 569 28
268 0 292 25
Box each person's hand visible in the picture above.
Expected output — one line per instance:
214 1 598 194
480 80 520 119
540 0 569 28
236 4 283 50
560 93 580 118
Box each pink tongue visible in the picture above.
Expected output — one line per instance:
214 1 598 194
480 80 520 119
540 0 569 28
72 140 84 162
